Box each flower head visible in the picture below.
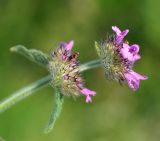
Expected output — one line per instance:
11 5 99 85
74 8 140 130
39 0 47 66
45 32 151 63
49 40 96 103
95 26 148 91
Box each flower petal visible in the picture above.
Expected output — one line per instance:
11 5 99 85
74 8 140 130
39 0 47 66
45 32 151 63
133 54 141 61
112 26 121 35
129 44 140 54
121 29 129 37
80 88 96 103
121 43 141 62
130 71 148 80
121 43 130 58
86 96 92 103
65 40 74 51
59 40 74 60
60 40 74 51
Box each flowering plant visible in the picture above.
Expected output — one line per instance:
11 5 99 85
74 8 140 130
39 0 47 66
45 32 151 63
49 40 96 103
0 26 147 133
95 26 148 91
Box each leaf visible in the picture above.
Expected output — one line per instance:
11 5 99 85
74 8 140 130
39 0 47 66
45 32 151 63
10 45 49 68
95 41 101 57
44 87 64 134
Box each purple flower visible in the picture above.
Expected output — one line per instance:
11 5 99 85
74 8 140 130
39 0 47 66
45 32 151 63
112 26 129 45
124 71 148 91
95 26 148 91
80 88 96 103
49 41 96 103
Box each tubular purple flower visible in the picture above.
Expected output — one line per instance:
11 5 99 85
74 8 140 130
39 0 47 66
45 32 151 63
80 88 96 103
124 71 148 91
60 40 74 51
112 26 129 44
49 40 96 103
95 26 148 91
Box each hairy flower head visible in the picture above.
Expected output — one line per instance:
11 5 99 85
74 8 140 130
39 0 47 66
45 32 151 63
95 26 148 91
49 41 96 103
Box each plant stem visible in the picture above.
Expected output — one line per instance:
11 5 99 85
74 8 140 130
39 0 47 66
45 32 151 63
0 59 101 113
0 75 51 113
80 59 101 72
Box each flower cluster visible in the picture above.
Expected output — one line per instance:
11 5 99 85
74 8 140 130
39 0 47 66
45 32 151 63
48 41 96 103
95 26 148 91
49 26 148 104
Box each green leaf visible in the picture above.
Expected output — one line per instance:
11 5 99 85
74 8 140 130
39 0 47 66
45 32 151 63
10 45 49 68
95 41 101 57
44 87 64 134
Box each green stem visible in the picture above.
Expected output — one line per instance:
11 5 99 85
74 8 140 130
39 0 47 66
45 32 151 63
0 75 51 113
80 59 101 72
0 59 101 113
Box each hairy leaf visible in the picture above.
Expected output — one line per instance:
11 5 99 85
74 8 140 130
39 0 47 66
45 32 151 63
10 45 49 67
44 87 64 134
95 41 101 57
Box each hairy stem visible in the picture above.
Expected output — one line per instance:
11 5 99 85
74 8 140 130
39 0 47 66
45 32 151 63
80 59 101 72
0 75 51 113
0 59 101 113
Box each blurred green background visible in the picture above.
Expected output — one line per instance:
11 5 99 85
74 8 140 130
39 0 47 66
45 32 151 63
0 0 159 141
